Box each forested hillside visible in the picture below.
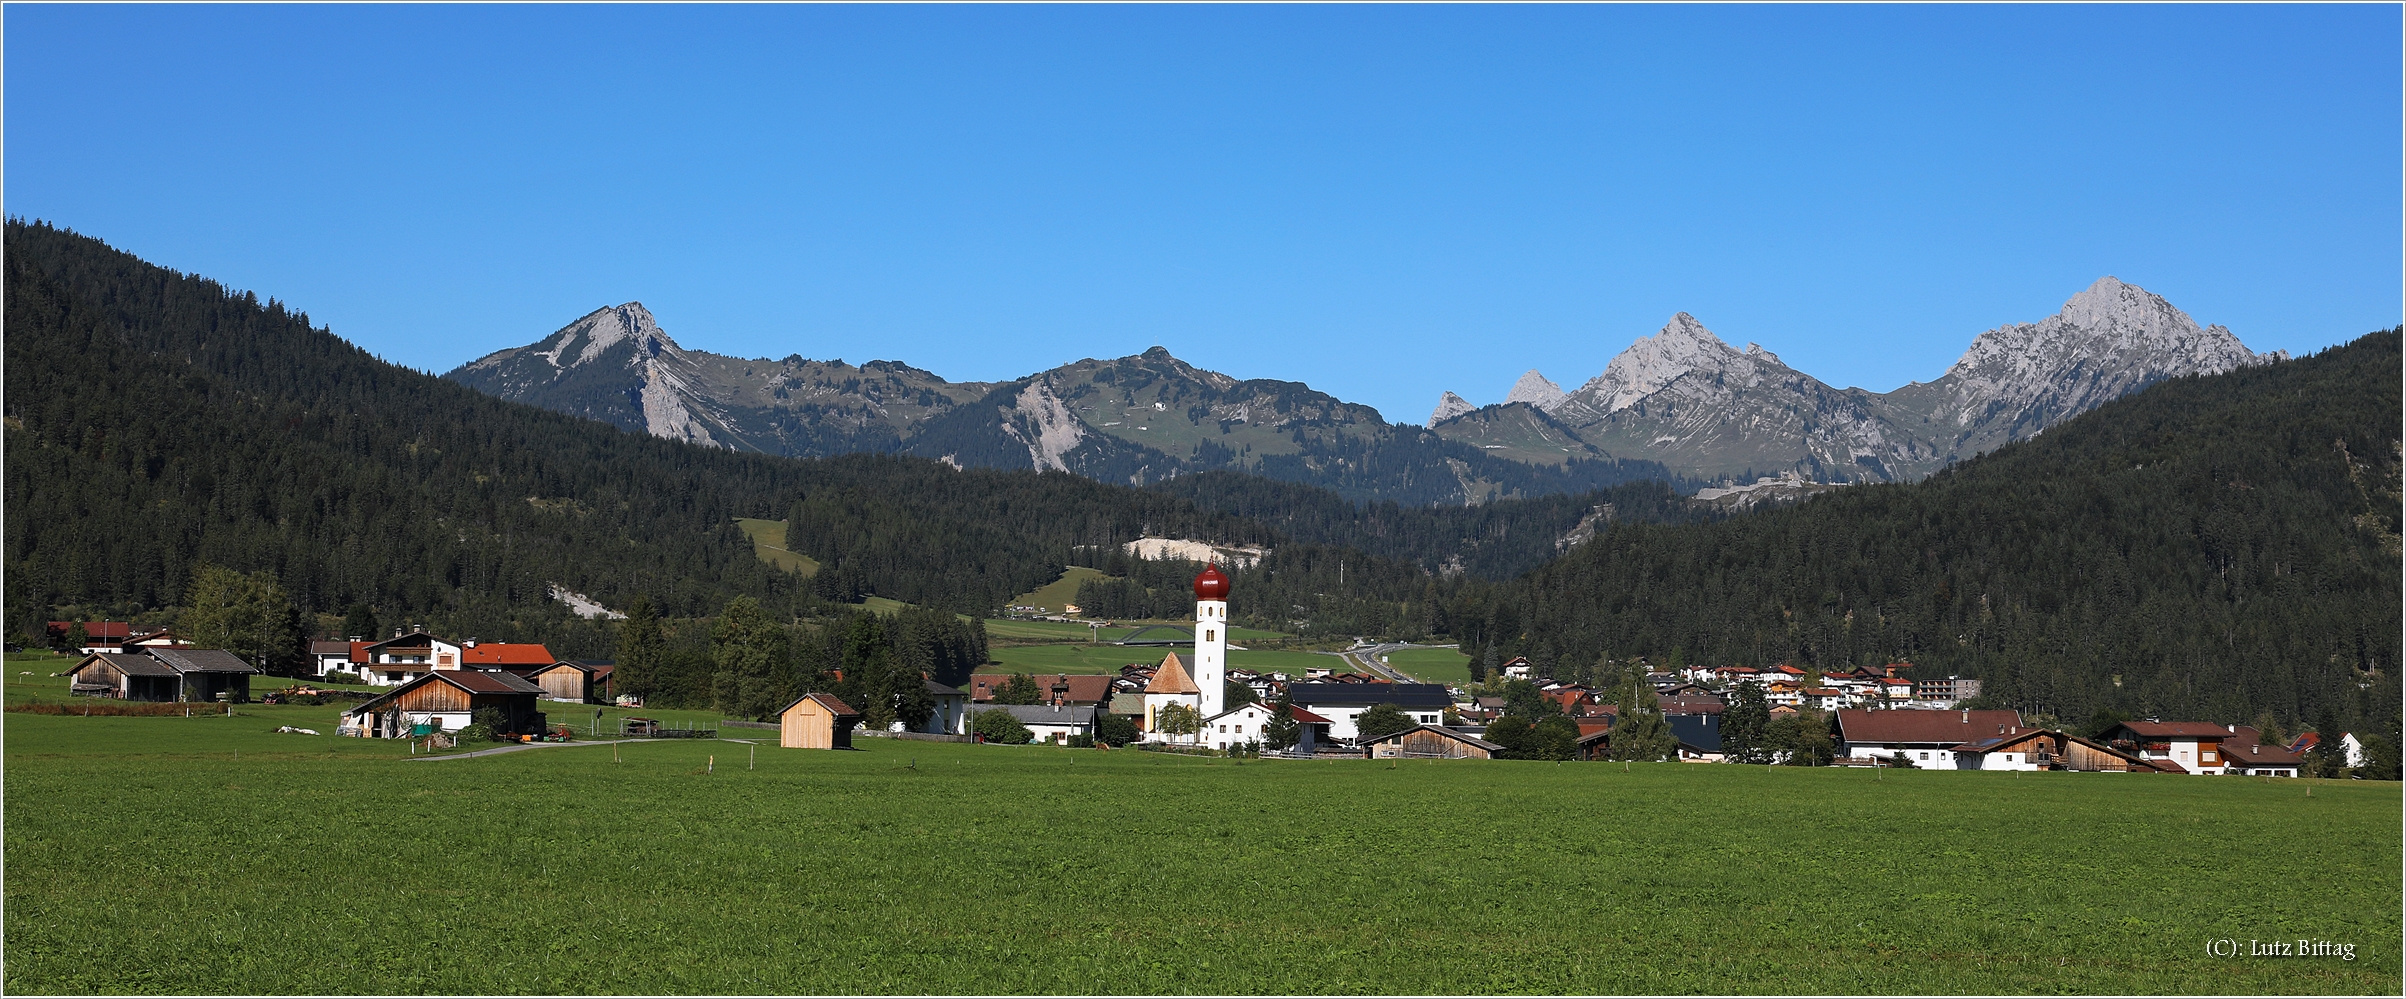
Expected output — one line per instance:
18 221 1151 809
1153 471 1715 580
1453 331 2401 732
0 222 1325 649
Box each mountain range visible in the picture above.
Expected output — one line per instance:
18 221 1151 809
448 277 2273 499
1434 277 2278 483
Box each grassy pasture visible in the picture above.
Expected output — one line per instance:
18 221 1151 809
1006 565 1112 614
986 644 1340 676
5 712 2395 996
1383 646 1472 684
734 517 821 576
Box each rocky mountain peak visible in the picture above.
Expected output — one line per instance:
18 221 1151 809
535 301 678 370
1564 312 1746 416
1504 370 1567 410
1428 391 1475 425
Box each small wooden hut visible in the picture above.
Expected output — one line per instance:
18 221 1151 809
66 652 182 701
779 693 862 750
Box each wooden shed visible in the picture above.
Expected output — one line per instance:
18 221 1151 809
1364 724 1502 760
779 692 862 750
67 652 182 701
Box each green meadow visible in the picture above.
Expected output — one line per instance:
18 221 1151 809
1382 646 1472 684
986 644 1339 676
4 678 2397 995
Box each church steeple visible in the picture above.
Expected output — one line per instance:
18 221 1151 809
1193 564 1229 719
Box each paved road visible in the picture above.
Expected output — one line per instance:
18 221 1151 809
1339 642 1460 684
409 736 759 761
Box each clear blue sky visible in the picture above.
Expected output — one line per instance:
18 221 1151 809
9 4 2398 424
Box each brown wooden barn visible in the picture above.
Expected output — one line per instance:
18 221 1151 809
779 692 862 750
1949 728 2149 772
146 649 262 703
340 670 545 738
66 652 183 701
1364 724 1502 760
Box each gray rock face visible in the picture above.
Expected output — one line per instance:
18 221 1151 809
1504 370 1567 410
1428 391 1475 425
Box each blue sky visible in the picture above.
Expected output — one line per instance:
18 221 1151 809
9 4 2398 424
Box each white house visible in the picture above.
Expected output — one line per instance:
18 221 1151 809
1200 700 1281 751
1834 708 2027 768
919 678 971 736
1285 683 1452 742
974 703 1097 744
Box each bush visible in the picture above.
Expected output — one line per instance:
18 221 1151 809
1067 734 1096 748
972 709 1032 745
1353 703 1417 742
1093 712 1138 748
456 724 494 743
471 706 509 740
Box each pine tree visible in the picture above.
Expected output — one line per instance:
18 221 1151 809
1263 696 1300 750
710 596 788 720
1722 680 1771 764
613 598 662 702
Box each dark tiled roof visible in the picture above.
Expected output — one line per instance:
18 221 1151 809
444 670 543 694
1835 709 2024 746
309 640 352 655
1287 682 1451 709
80 652 177 677
147 648 260 673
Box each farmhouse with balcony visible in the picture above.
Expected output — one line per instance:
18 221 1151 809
2096 721 2248 774
1947 728 2151 772
2216 729 2308 776
339 669 545 738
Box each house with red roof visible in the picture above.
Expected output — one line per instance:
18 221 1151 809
46 621 132 654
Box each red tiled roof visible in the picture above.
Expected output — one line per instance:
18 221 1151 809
49 621 132 641
1288 706 1334 725
350 641 372 663
808 693 861 716
462 643 556 666
967 672 1117 704
1836 709 2025 746
2220 726 2307 767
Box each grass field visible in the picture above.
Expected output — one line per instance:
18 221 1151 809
4 702 2395 996
734 517 820 576
1382 646 1471 684
986 645 1341 676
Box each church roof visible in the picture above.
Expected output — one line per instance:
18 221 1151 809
1145 653 1201 695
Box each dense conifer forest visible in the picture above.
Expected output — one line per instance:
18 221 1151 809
1455 331 2401 734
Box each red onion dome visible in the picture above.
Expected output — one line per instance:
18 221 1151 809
1192 563 1231 601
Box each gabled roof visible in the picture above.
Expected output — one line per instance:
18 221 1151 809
309 640 353 655
778 691 862 717
75 652 177 677
462 643 556 666
1204 701 1275 723
1288 706 1334 725
147 648 260 674
364 630 448 653
1145 653 1201 695
2219 726 2306 767
967 672 1117 704
343 669 543 716
1362 724 1502 752
924 677 965 697
1660 696 1725 716
1835 709 2025 746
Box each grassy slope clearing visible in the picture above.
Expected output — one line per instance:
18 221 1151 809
1007 566 1111 614
4 711 2394 995
734 517 820 576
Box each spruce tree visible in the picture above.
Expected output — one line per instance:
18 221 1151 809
613 597 662 702
1721 680 1770 764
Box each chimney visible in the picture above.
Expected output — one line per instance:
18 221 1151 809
465 638 477 648
2227 723 2237 733
1961 709 1969 723
393 627 403 638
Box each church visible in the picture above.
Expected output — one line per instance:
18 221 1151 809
1142 563 1272 747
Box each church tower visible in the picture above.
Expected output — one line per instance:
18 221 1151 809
1192 563 1230 719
